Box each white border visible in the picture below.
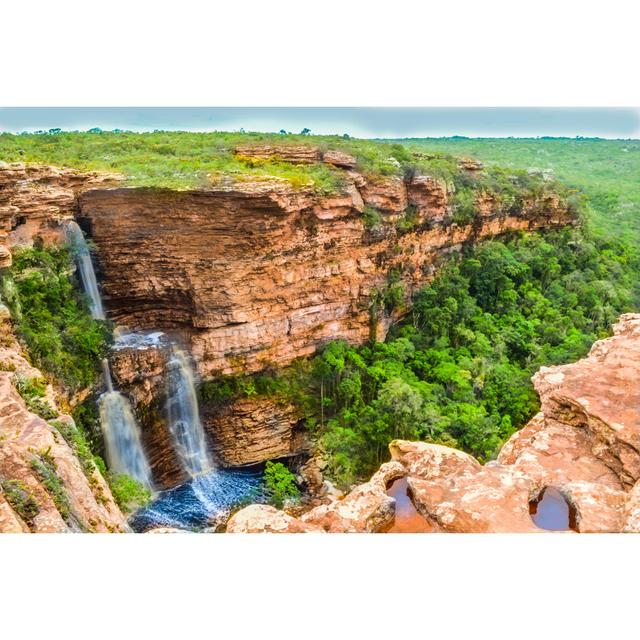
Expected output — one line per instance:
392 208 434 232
2 2 640 639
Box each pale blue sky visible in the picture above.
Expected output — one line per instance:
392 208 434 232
1 107 638 139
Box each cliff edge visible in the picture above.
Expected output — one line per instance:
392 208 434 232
228 314 640 533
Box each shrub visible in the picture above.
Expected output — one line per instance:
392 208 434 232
362 206 383 230
13 374 58 420
451 188 478 225
107 474 151 513
263 461 300 508
1 478 40 527
29 449 72 523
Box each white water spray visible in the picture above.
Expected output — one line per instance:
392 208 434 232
165 347 213 477
64 220 105 320
99 359 154 489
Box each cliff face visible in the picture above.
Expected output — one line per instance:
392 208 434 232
0 307 126 533
76 153 573 379
0 162 121 263
228 314 640 533
110 337 306 488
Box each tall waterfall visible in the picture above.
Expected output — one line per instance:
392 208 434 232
99 359 154 489
64 220 105 320
165 347 213 477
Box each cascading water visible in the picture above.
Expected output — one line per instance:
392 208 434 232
59 219 258 527
165 347 213 477
63 220 105 320
61 219 154 488
99 359 154 489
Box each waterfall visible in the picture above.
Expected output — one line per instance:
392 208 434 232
165 347 213 477
63 220 105 320
61 220 211 488
99 359 154 489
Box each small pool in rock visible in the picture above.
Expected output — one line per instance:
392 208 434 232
129 468 266 532
384 477 435 533
529 487 577 532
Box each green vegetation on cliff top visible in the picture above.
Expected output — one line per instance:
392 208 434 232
394 138 640 244
0 130 576 202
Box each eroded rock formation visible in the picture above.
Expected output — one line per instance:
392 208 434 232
0 307 126 533
0 156 575 484
228 314 640 533
0 162 121 265
110 336 307 487
202 396 305 466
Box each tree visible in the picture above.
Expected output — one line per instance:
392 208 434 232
263 461 300 508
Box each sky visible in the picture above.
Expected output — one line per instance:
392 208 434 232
0 107 639 139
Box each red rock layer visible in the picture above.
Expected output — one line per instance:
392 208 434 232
77 170 573 379
0 162 121 266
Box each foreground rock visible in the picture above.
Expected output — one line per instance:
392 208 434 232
229 315 640 533
227 462 405 533
0 312 126 533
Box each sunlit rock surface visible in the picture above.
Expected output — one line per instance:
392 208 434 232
0 314 126 533
0 162 121 266
76 164 573 378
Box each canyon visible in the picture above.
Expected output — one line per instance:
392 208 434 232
0 148 583 524
228 314 640 533
0 151 574 488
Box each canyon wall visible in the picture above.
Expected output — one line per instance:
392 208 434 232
0 161 121 263
228 314 640 533
75 151 573 379
0 157 574 383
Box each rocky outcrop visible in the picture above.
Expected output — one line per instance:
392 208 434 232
227 461 405 533
108 332 307 487
202 396 305 466
229 314 640 533
234 144 357 169
0 162 121 266
108 334 187 489
76 164 572 380
0 308 126 533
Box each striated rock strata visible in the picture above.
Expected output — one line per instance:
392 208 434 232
0 161 121 266
76 159 573 379
228 314 640 533
0 157 574 478
202 396 305 466
110 335 307 487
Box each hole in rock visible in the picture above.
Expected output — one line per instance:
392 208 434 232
384 476 435 533
529 487 578 531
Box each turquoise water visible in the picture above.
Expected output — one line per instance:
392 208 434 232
129 468 265 532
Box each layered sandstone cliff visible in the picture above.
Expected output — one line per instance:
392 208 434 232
0 306 126 533
227 314 640 533
0 161 121 264
75 149 573 379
